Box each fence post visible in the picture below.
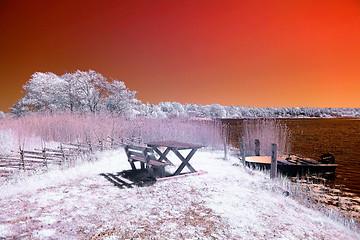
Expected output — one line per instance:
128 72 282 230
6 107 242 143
239 137 246 166
270 143 277 179
255 139 260 156
42 148 48 168
99 139 103 151
19 146 25 171
60 143 66 164
88 140 93 153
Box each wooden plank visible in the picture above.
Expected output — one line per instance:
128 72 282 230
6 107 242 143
127 145 147 151
0 153 19 158
55 149 80 155
21 159 46 164
43 154 63 159
156 170 207 182
0 156 20 162
61 148 90 153
22 155 46 160
129 155 147 163
0 165 22 169
41 158 63 162
127 150 146 158
147 141 204 150
34 148 63 153
125 144 171 171
148 160 170 167
277 159 296 165
22 150 45 155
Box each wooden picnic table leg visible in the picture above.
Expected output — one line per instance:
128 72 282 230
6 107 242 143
130 161 136 170
150 147 174 165
173 148 198 175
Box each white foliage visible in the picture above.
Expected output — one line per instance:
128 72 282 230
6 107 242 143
10 70 360 119
104 79 140 115
11 70 140 116
139 104 360 119
65 70 109 112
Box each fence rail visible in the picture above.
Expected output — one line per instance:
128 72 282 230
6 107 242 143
0 136 143 178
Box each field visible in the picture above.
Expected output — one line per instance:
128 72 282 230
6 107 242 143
0 114 359 239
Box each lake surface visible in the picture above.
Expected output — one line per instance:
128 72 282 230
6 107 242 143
223 118 360 196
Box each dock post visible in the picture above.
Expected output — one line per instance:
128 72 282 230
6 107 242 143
255 139 260 156
270 143 277 179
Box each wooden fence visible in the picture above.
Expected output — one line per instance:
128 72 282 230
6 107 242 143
0 136 143 178
0 144 87 177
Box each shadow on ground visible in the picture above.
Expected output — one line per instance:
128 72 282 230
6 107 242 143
100 168 169 188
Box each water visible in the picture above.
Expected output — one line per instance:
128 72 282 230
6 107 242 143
223 118 360 196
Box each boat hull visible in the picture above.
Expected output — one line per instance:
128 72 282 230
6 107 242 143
245 156 337 177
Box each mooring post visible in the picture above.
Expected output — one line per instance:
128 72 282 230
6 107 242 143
255 139 260 156
270 143 277 179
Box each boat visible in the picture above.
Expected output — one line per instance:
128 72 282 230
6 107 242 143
244 154 337 177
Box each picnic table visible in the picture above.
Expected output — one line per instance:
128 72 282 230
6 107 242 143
147 141 204 176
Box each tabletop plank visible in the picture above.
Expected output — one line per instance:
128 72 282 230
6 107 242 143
147 141 204 149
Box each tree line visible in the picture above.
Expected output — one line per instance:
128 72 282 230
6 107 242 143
6 70 360 119
10 70 140 116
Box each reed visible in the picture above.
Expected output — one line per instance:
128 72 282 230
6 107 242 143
241 118 291 156
0 112 224 151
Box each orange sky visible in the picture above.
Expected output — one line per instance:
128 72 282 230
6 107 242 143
1 0 360 112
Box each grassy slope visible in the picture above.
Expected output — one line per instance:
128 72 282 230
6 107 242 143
0 149 359 239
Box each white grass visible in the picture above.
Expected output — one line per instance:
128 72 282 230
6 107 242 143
0 114 224 149
0 149 359 239
0 129 17 153
241 119 291 156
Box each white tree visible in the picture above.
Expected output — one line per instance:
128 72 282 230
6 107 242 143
209 104 226 118
172 102 186 117
13 72 66 113
145 104 166 118
66 70 109 112
103 79 140 115
11 70 141 116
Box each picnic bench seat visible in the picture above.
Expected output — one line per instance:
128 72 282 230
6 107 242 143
124 145 170 178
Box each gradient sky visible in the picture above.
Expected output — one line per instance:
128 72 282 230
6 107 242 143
1 0 360 112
